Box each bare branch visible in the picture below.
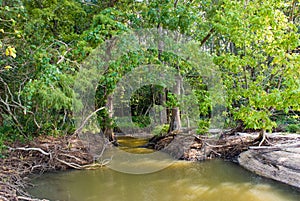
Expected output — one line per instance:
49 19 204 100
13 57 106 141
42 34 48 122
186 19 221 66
55 158 82 169
80 1 101 7
8 147 51 157
17 196 49 201
0 195 9 201
200 28 215 47
74 107 105 135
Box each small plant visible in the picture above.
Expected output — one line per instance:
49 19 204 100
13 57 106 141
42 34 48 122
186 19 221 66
196 119 210 135
132 115 151 128
285 124 300 133
152 124 169 136
0 137 6 158
273 113 300 133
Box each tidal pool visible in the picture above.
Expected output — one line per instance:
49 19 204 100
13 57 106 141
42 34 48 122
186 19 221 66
28 159 300 201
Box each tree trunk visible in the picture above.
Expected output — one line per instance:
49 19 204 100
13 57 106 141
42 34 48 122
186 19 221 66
168 76 182 133
159 89 168 124
0 112 3 127
157 24 168 125
257 129 267 146
104 94 117 144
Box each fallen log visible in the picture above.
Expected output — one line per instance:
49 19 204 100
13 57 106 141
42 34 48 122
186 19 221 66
154 133 257 161
249 142 300 150
238 148 300 190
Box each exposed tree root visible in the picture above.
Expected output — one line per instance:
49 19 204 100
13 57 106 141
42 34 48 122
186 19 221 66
0 135 109 201
153 132 300 161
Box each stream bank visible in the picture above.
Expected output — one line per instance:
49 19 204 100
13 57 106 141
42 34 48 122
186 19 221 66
151 131 300 190
0 135 95 201
238 133 300 189
1 131 299 200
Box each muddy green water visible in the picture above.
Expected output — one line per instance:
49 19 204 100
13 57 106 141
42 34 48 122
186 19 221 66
27 137 300 201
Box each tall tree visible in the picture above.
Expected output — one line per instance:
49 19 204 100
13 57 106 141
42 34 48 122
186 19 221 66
213 0 300 143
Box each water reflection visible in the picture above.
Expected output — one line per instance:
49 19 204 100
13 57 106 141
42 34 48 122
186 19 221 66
28 160 300 201
117 136 154 154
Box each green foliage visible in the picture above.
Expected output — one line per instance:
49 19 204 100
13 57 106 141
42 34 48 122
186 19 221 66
196 119 210 135
165 93 179 108
83 8 128 48
1 0 300 151
273 112 300 133
132 116 151 128
0 118 26 155
0 1 85 141
286 124 300 133
213 0 300 131
114 117 141 130
152 124 169 136
23 0 86 43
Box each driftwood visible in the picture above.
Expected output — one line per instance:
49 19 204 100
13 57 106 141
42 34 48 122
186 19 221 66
239 147 300 190
237 133 300 190
249 142 300 150
8 147 52 157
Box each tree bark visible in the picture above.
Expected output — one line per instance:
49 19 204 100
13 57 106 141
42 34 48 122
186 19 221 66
200 28 215 47
157 24 168 125
104 94 116 143
158 89 168 124
168 76 182 132
256 129 267 146
0 112 3 127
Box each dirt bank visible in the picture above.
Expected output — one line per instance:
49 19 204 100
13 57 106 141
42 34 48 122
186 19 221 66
150 131 259 161
0 135 97 201
152 131 300 190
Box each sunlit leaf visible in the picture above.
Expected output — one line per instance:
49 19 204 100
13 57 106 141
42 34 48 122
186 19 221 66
5 46 17 58
4 65 12 70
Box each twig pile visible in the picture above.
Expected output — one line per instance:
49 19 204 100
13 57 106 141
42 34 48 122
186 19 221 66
0 135 103 201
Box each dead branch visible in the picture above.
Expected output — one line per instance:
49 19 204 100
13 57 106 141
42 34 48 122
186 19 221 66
93 137 109 161
210 149 222 156
249 142 300 150
200 28 215 47
55 158 82 170
81 161 109 170
55 157 110 170
74 107 105 135
204 142 223 148
58 153 83 162
0 195 10 201
8 147 51 157
17 196 49 201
